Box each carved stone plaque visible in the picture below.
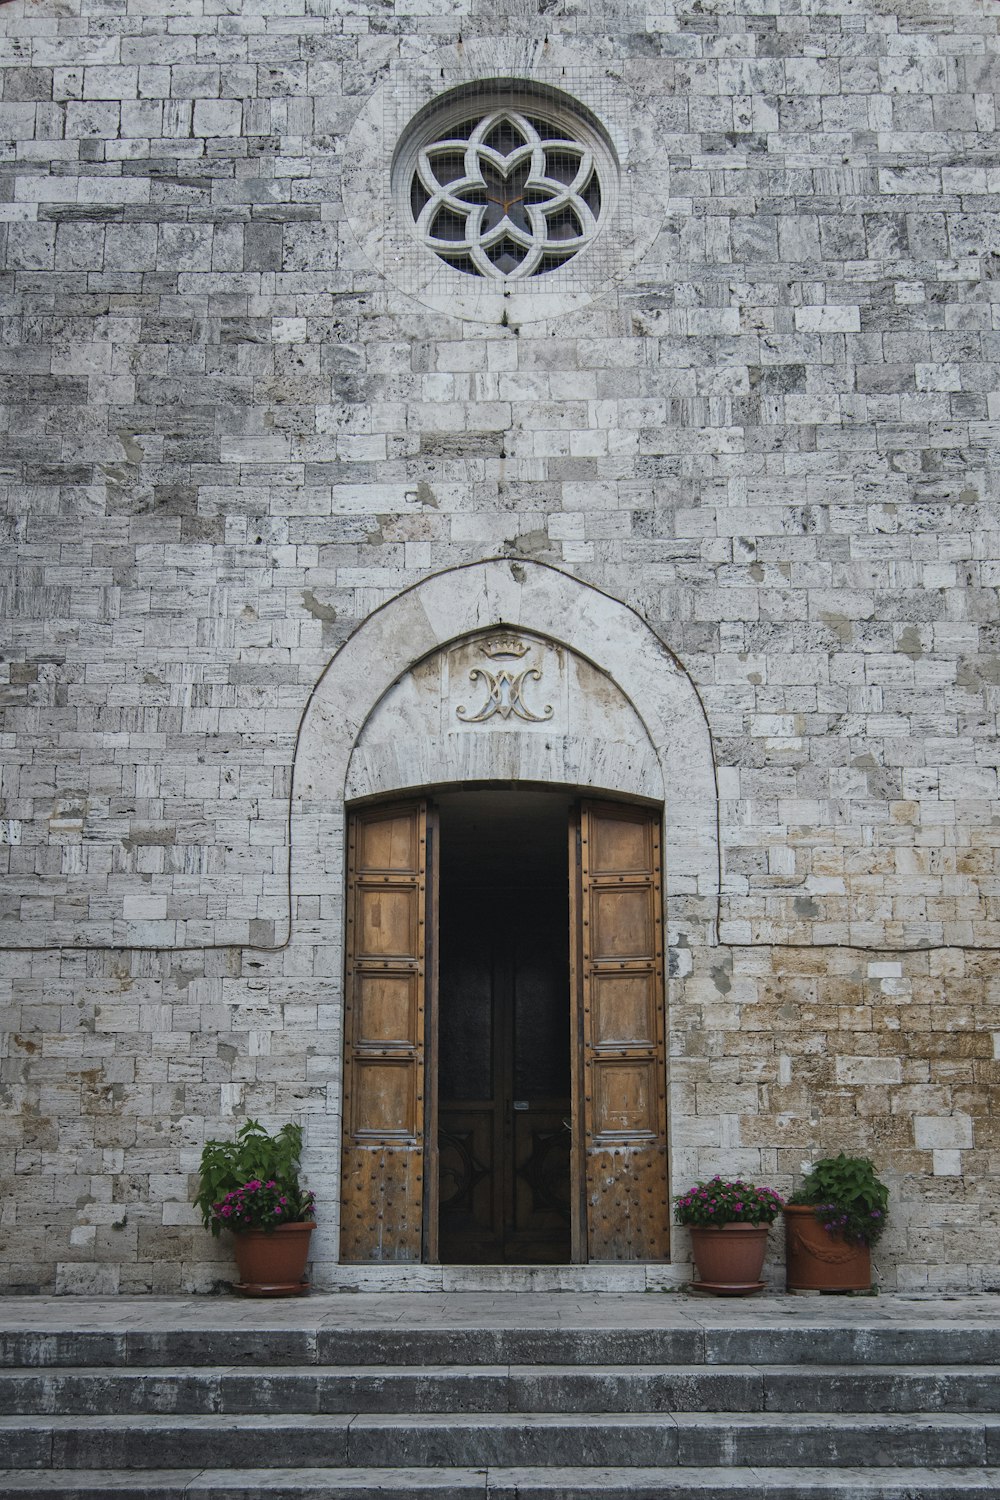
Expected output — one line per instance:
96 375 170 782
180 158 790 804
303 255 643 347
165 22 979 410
346 626 663 802
443 633 567 735
455 635 554 725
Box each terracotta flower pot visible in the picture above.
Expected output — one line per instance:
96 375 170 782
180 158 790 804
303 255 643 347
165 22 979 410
784 1204 871 1292
688 1222 771 1295
231 1221 315 1297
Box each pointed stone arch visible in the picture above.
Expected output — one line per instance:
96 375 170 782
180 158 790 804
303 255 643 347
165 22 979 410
292 560 718 1277
296 559 717 919
344 625 665 805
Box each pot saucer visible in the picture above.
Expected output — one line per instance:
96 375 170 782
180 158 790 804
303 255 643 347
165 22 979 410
690 1279 766 1296
233 1279 311 1298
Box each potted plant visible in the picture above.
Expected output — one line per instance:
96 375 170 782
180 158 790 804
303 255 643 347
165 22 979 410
784 1154 888 1292
674 1175 785 1295
195 1119 316 1297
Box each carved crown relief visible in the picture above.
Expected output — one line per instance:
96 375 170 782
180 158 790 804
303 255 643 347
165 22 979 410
455 635 554 725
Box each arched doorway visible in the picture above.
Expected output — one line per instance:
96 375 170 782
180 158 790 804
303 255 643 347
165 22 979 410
292 561 717 1273
339 787 667 1266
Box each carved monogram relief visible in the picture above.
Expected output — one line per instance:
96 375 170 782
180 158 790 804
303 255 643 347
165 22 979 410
345 625 663 801
455 636 554 725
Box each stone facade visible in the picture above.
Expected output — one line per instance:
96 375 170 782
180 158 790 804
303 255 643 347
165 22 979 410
1 0 998 1293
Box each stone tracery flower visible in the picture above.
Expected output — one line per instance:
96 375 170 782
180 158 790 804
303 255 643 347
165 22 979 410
409 108 603 280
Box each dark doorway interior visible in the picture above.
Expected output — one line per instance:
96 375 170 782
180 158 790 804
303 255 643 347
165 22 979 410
436 790 573 1263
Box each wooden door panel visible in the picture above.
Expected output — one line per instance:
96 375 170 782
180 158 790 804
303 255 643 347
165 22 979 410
341 802 428 1262
585 1144 669 1261
576 801 669 1262
356 885 420 958
590 812 653 875
593 1059 658 1137
590 887 657 959
439 1106 500 1261
511 1107 572 1262
591 972 657 1047
357 811 420 873
351 1058 418 1137
353 972 418 1048
341 1148 423 1263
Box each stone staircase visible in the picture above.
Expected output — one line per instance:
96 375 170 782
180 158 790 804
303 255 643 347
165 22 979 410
2 1294 1000 1497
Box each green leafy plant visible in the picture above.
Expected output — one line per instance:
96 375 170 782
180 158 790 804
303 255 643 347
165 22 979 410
674 1175 784 1227
195 1119 315 1237
789 1154 888 1247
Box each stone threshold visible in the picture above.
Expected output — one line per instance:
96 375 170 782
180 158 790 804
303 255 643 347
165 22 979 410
316 1263 695 1294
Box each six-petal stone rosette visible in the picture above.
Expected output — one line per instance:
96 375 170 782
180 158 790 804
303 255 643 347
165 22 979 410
409 108 604 280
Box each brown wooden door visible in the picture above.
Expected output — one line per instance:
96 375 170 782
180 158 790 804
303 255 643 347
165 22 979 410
573 800 670 1261
340 801 430 1262
437 874 571 1264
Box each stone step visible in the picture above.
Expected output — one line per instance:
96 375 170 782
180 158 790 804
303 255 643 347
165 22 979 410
3 1410 1000 1472
2 1362 999 1416
4 1467 1000 1500
5 1298 997 1499
5 1321 1000 1369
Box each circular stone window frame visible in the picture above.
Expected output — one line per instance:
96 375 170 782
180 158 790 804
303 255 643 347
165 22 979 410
393 83 617 287
341 40 666 327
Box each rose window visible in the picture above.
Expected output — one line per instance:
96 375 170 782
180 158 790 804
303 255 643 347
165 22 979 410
407 107 606 281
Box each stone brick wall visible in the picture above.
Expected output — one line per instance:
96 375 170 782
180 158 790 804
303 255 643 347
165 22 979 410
1 0 998 1292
